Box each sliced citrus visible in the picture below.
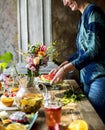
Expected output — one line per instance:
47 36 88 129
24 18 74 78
11 87 19 92
40 73 55 82
6 123 28 130
1 97 14 107
67 119 88 130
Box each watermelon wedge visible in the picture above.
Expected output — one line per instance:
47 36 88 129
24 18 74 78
39 73 55 82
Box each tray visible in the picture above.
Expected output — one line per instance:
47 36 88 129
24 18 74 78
28 112 38 130
0 103 38 130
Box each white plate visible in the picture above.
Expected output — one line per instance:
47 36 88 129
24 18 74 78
38 78 70 86
38 80 50 85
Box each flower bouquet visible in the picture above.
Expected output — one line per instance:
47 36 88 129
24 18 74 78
25 43 49 77
15 43 51 113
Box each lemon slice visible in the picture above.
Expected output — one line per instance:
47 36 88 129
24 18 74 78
1 97 14 107
68 120 88 130
11 87 19 92
6 123 28 130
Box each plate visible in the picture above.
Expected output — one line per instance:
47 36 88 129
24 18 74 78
28 112 38 130
0 111 38 130
37 78 71 87
38 79 51 85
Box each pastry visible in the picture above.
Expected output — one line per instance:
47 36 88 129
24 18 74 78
9 111 28 123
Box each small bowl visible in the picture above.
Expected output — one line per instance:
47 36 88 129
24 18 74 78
1 96 14 107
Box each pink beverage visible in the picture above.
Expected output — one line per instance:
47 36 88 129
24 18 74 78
44 101 62 130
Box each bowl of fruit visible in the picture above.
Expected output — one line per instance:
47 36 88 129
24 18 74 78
1 95 14 107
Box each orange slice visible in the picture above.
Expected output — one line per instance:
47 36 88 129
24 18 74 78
6 123 28 130
1 97 14 107
67 120 88 130
11 87 19 92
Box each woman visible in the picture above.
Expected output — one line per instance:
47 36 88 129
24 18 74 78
50 0 105 123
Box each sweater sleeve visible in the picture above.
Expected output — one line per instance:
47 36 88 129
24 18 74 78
70 10 105 70
67 51 78 62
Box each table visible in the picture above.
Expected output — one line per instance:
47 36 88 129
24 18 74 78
32 79 105 130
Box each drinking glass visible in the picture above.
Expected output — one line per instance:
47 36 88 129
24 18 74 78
44 100 62 130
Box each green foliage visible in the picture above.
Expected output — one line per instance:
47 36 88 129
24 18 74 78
61 87 85 105
51 40 67 64
0 52 13 71
47 45 55 61
28 43 41 54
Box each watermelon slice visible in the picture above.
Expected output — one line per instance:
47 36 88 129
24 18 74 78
39 73 55 82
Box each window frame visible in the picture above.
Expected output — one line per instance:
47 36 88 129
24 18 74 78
17 0 52 62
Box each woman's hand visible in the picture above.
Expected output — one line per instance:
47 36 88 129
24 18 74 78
49 61 68 75
49 67 59 75
50 67 67 84
50 62 75 85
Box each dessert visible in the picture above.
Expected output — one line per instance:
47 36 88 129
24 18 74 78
0 111 9 119
9 111 28 123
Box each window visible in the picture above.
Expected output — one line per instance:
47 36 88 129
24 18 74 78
17 0 52 62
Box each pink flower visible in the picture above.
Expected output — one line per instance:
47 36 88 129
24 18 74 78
25 64 30 69
26 64 37 72
26 56 33 64
40 45 46 52
20 44 50 76
30 65 37 72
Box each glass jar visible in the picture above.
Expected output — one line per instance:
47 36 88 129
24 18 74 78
15 76 43 113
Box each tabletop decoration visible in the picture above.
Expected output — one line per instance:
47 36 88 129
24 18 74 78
16 43 51 91
0 43 52 114
26 44 50 75
15 43 52 113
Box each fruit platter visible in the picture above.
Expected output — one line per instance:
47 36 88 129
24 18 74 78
0 92 39 130
0 110 38 130
0 76 40 130
37 73 55 85
0 93 39 130
37 74 76 90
